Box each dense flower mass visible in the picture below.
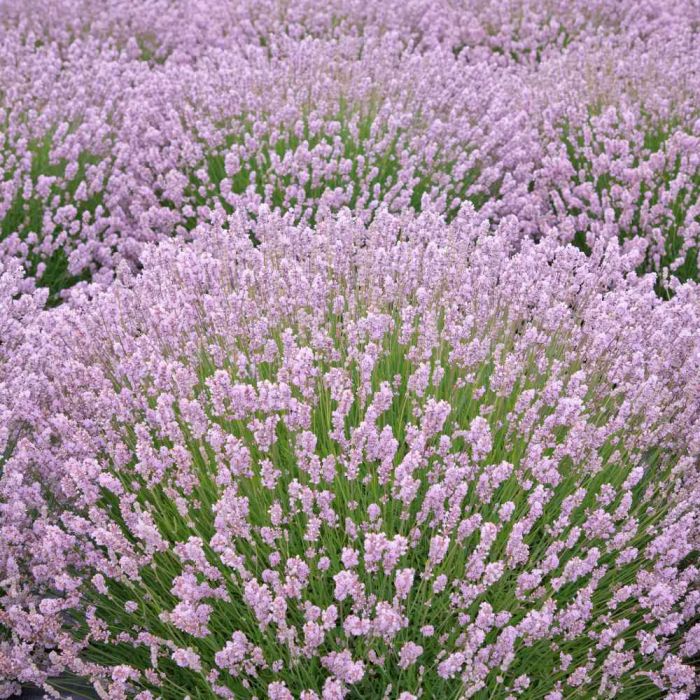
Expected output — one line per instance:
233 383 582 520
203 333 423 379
0 0 698 299
1 208 699 697
1 1 699 698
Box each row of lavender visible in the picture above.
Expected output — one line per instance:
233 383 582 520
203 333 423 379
1 0 699 298
1 2 700 699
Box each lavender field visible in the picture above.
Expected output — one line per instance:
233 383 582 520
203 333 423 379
1 2 699 698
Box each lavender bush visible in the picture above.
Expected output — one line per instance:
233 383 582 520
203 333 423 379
528 31 700 284
1 208 699 697
1 1 699 698
1 1 698 299
1 32 537 299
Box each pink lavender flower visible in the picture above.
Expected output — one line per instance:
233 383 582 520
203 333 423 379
1 206 698 697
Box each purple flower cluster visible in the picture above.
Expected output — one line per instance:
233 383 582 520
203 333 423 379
1 2 700 698
1 0 698 297
1 207 699 697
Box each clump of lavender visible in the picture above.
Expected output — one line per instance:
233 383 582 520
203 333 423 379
152 37 536 230
2 1 700 299
4 0 696 62
530 32 700 285
2 208 698 698
0 29 537 300
0 32 153 297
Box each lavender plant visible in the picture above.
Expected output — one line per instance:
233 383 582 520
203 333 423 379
3 0 696 62
0 30 537 300
1 2 699 698
529 32 700 286
2 0 700 300
1 209 698 698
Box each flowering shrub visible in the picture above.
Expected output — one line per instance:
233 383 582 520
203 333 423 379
0 32 153 296
2 208 699 698
4 0 696 61
1 1 699 697
530 33 700 284
1 1 700 300
0 30 537 299
123 38 537 234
